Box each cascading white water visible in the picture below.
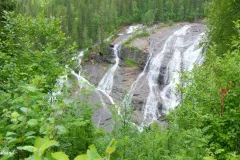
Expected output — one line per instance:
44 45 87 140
96 44 120 105
48 74 68 102
49 50 93 102
121 52 153 108
71 51 94 90
59 25 143 111
139 25 190 123
96 25 143 108
120 25 204 125
183 33 205 71
160 32 205 114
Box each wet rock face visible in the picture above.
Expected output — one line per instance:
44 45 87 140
93 45 116 64
118 47 148 69
82 45 145 130
105 45 116 64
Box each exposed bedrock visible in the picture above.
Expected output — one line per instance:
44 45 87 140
118 46 149 69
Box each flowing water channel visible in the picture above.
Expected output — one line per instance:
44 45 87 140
95 25 143 113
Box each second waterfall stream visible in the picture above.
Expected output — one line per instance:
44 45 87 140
95 25 143 113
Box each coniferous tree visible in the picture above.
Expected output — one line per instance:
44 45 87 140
13 0 207 50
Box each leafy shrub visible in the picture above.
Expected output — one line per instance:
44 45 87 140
0 12 97 159
167 19 173 26
0 11 77 93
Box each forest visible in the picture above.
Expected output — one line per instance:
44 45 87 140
0 0 240 160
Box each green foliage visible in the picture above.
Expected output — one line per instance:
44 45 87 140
168 21 240 159
142 9 155 25
16 137 116 160
75 140 116 160
52 152 69 160
82 50 91 61
155 23 169 30
0 12 96 159
205 0 240 56
0 11 76 93
0 0 15 26
123 30 150 46
96 117 208 159
167 19 174 26
125 59 137 67
129 46 141 52
0 78 97 159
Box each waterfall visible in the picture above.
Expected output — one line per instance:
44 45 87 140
96 44 120 105
121 52 153 108
71 51 94 90
123 25 204 126
159 32 205 115
143 25 190 123
48 74 68 102
143 25 204 124
49 50 94 102
69 25 142 112
96 25 143 109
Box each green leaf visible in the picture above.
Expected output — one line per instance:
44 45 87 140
11 111 19 119
87 145 102 160
38 140 59 156
203 156 216 160
25 136 36 140
17 146 37 152
7 138 18 143
25 155 41 160
34 137 47 149
106 138 116 155
34 137 59 156
18 116 25 122
74 155 89 160
20 107 28 113
19 72 28 76
40 125 47 134
215 149 225 154
47 117 55 123
27 119 38 127
6 132 16 137
25 131 36 136
55 125 67 135
52 152 69 160
26 85 37 92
